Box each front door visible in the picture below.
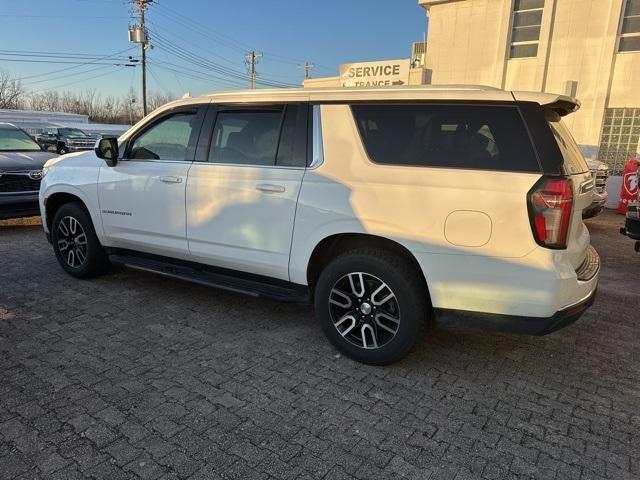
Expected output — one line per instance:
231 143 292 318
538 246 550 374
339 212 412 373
98 105 206 259
186 103 309 280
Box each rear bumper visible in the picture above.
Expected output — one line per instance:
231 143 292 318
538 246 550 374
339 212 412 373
435 287 597 336
426 244 600 335
0 192 40 220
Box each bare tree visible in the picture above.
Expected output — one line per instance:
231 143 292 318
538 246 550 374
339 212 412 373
122 87 141 124
1 69 172 125
79 89 100 118
0 71 25 109
147 92 176 112
29 90 61 112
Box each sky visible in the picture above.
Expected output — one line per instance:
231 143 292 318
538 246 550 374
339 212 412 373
0 0 427 99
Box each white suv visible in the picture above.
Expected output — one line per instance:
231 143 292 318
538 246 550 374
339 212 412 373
39 86 600 365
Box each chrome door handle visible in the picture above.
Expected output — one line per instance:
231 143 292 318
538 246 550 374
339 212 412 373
159 176 182 184
256 183 286 193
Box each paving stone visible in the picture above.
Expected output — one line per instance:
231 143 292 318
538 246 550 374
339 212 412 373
0 212 638 480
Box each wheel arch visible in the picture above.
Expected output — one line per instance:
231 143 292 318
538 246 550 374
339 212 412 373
306 233 431 304
44 190 102 241
45 192 84 230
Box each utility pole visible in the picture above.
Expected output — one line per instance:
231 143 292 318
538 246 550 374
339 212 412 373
129 0 152 116
299 61 315 80
244 51 262 89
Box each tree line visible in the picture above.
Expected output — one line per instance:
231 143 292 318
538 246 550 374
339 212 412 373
0 70 176 125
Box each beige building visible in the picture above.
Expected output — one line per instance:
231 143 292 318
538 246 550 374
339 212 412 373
419 0 640 173
306 0 640 175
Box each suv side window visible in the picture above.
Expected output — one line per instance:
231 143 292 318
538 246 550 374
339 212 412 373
128 111 198 161
209 107 282 166
546 112 589 175
207 104 308 167
276 105 308 167
351 104 540 173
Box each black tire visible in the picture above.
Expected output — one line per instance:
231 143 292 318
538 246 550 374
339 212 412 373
314 248 430 365
58 146 68 155
51 202 110 278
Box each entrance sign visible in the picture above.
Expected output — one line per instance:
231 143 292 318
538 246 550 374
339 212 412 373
339 59 410 87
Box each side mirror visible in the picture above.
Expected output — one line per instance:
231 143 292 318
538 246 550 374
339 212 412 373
95 137 119 167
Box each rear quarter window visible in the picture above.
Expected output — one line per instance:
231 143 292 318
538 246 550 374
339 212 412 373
351 104 540 173
546 115 589 175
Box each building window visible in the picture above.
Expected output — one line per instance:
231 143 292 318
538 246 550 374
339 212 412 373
598 108 640 174
509 0 544 58
619 0 640 52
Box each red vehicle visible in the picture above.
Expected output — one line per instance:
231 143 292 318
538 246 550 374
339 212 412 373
620 160 640 253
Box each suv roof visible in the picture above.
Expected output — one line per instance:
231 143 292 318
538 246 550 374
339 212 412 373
151 85 579 117
127 85 580 141
199 85 580 115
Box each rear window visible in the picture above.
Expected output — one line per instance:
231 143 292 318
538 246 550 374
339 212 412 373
351 104 540 172
546 115 589 174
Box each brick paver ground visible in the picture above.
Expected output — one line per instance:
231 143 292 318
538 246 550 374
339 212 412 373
1 211 639 480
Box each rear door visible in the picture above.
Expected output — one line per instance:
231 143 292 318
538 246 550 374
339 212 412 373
186 103 308 280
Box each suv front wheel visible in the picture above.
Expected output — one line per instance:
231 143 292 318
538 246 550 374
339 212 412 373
314 248 429 365
51 202 110 278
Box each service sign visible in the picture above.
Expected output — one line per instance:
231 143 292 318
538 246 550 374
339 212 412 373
339 59 410 88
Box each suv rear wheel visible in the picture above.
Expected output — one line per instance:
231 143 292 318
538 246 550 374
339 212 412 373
51 202 110 278
314 248 429 365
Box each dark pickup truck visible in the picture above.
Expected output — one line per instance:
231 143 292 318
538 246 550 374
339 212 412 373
36 127 99 154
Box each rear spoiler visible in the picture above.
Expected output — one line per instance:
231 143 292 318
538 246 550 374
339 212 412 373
512 92 581 117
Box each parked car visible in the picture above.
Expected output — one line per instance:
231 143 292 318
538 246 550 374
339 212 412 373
620 164 640 253
36 127 99 155
0 123 57 220
583 158 609 218
39 86 600 364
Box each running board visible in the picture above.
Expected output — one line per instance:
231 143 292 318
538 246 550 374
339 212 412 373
108 250 310 303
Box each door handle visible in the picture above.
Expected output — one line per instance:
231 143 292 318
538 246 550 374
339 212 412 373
256 183 286 194
159 176 183 184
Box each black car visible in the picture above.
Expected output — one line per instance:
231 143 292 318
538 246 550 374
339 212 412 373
621 202 640 254
0 123 57 220
36 127 99 154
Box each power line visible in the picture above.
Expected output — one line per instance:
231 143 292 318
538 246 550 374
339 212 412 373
15 47 136 82
152 2 333 80
0 58 133 66
149 63 247 90
30 66 128 94
0 50 132 60
153 4 254 54
149 21 185 93
0 14 127 19
147 29 296 88
147 59 248 88
148 19 249 72
24 64 119 87
147 65 171 96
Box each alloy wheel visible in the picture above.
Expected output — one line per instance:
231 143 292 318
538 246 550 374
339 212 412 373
328 272 400 349
56 216 88 268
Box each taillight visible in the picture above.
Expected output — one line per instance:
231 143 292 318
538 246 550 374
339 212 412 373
528 176 573 249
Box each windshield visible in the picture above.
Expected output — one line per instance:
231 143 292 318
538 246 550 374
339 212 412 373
0 128 42 152
59 128 88 137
